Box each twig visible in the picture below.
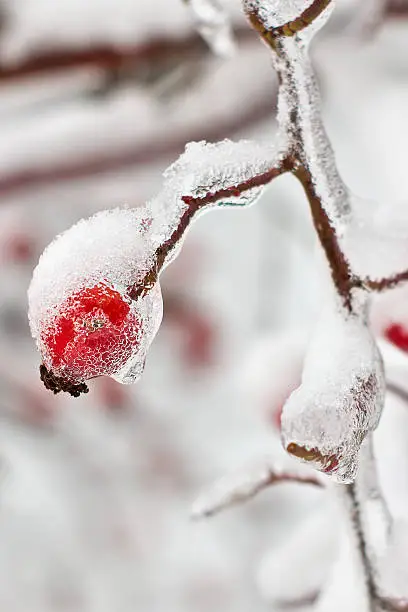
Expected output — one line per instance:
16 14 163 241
191 464 323 519
0 27 254 84
129 156 290 300
345 481 378 611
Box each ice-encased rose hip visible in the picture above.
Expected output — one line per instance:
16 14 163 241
28 207 163 395
41 283 141 381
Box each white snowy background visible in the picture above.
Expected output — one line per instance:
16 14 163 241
0 0 408 610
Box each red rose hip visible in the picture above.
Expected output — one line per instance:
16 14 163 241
41 283 141 382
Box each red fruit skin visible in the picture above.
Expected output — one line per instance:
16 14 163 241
385 323 408 352
41 283 141 381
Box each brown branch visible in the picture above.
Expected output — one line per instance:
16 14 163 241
363 270 408 293
294 165 355 310
246 0 331 47
129 157 290 300
346 483 378 611
192 466 323 519
0 91 275 198
271 0 331 38
246 5 357 311
0 27 254 84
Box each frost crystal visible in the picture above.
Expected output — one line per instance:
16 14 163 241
281 297 384 483
187 0 236 57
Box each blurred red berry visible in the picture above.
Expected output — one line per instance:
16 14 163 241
3 232 35 263
41 283 141 381
385 323 408 352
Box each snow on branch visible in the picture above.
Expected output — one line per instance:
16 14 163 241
191 460 323 519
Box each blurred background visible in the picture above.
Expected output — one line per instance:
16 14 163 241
0 1 408 610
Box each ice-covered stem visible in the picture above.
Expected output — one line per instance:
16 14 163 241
248 0 331 38
244 2 359 310
364 270 408 293
244 2 394 607
130 158 289 300
339 436 403 611
344 480 378 611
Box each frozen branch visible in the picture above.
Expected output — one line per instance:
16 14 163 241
129 142 290 300
191 460 323 519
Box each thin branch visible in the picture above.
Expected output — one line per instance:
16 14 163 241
345 482 378 611
246 2 359 311
0 27 253 84
191 464 323 519
363 271 408 293
271 0 331 38
294 165 355 310
129 156 290 300
0 92 275 199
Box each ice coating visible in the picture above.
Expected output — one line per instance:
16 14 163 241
281 299 385 483
275 38 351 224
148 138 285 251
187 0 235 57
243 0 334 42
28 207 162 385
29 139 277 328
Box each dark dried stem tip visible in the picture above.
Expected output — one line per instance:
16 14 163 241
40 364 89 397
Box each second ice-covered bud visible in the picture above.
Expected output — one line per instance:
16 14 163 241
281 305 385 483
28 207 163 393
